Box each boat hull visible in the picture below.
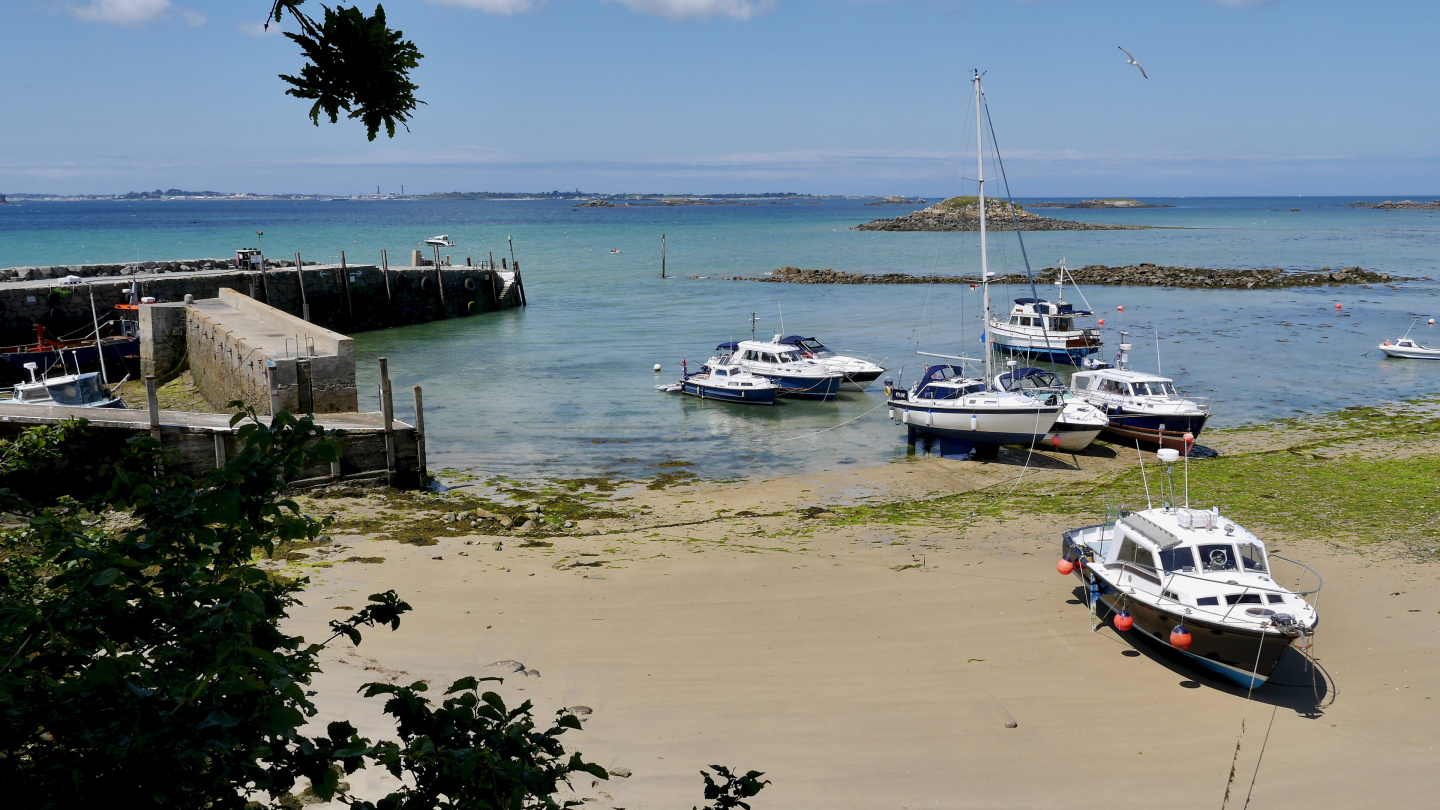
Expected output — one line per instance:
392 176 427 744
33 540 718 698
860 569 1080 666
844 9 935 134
1046 423 1103 452
1092 584 1294 688
993 341 1098 366
892 402 1061 446
1 337 139 377
1380 346 1440 359
680 379 776 405
840 368 885 388
1097 409 1209 452
764 373 842 401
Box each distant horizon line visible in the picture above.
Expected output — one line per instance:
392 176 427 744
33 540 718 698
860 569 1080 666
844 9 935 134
6 191 1439 201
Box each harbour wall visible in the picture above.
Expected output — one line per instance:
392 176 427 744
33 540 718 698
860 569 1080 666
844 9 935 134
0 261 524 342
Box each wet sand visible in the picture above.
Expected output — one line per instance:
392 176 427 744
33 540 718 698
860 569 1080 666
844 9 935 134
287 443 1440 809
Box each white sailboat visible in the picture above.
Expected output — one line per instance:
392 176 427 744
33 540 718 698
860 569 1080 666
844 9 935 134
885 72 1062 456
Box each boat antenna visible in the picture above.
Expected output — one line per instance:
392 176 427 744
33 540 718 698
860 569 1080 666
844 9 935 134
1401 317 1418 341
749 312 758 341
1136 440 1153 509
1155 330 1162 375
778 304 785 336
973 71 994 387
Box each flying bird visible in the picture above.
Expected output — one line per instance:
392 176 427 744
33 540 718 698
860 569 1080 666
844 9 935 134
1118 46 1148 79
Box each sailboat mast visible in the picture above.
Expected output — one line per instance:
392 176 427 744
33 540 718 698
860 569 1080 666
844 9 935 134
974 71 992 384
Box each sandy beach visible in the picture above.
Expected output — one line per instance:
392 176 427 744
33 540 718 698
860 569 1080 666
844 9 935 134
280 425 1440 809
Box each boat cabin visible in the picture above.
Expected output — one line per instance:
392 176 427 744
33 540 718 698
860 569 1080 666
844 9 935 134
1003 298 1093 333
8 371 122 408
716 340 821 370
777 336 832 358
1094 508 1297 610
1071 368 1180 399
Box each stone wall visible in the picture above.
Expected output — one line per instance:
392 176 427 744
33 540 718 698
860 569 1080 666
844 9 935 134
139 302 188 381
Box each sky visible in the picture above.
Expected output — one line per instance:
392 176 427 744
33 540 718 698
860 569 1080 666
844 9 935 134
3 0 1439 196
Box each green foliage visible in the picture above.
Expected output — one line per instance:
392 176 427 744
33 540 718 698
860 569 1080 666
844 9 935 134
0 409 606 808
695 765 769 810
269 2 424 141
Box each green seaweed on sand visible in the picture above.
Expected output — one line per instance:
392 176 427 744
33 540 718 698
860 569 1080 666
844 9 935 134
648 470 699 490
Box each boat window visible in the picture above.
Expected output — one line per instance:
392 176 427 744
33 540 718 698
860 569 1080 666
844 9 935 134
1266 594 1284 604
1196 596 1220 607
1225 593 1263 606
958 383 986 396
761 353 778 363
777 351 800 363
1052 317 1073 332
1117 538 1156 570
1199 544 1238 572
800 339 826 351
744 350 758 361
1010 316 1020 325
1238 543 1268 573
715 369 728 376
1159 546 1196 573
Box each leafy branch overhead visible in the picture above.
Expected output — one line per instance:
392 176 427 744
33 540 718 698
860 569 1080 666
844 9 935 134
268 1 424 141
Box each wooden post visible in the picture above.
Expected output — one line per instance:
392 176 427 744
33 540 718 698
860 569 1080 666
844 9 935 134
413 384 427 485
381 249 393 325
515 260 527 307
145 375 160 441
661 233 666 279
259 252 272 303
295 252 310 322
340 250 355 324
213 432 227 468
433 255 448 314
379 357 396 483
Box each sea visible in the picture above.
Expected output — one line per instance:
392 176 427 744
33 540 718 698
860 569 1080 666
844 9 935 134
2 196 1438 482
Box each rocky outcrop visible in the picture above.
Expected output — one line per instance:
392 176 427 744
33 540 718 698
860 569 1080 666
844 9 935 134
1028 199 1172 209
865 196 926 205
756 263 1397 289
856 195 1150 231
1348 199 1440 210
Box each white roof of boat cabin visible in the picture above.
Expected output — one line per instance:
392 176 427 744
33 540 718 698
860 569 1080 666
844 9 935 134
1119 507 1264 549
1073 367 1174 384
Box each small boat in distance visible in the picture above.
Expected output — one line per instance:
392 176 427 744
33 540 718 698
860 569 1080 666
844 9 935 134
1061 449 1320 688
1379 321 1440 358
661 358 777 405
775 335 886 390
986 262 1103 366
610 248 621 254
423 235 455 247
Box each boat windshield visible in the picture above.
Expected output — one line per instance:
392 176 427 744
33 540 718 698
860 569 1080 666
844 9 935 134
1159 546 1197 573
1132 381 1177 396
918 383 985 400
47 377 106 406
776 351 800 363
1238 543 1268 573
798 339 828 353
1198 543 1238 573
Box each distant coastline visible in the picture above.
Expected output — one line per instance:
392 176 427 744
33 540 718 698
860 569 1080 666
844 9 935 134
1028 198 1172 209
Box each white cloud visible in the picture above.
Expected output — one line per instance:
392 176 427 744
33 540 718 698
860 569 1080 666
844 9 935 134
427 0 544 16
68 0 170 26
65 0 208 27
606 0 776 21
238 21 282 37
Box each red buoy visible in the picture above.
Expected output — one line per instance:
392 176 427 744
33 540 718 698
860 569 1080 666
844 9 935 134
1183 432 1195 450
1114 610 1134 632
1169 625 1193 650
1098 318 1106 326
1335 303 1342 310
1057 558 1074 575
1117 305 1125 312
1051 434 1062 448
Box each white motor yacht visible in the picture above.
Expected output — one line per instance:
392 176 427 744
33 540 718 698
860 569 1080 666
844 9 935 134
1070 338 1210 453
986 264 1103 366
994 364 1108 451
776 335 885 389
715 339 843 401
423 235 455 248
1379 322 1440 358
658 358 777 405
1061 449 1320 688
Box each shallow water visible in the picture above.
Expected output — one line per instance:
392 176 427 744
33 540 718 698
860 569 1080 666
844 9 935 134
3 196 1438 480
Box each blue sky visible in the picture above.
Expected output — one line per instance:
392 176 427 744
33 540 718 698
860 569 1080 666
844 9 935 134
3 0 1438 196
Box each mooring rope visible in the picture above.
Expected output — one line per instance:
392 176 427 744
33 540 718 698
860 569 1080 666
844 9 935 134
1220 631 1270 809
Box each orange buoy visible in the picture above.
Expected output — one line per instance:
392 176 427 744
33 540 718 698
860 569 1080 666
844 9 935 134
1114 610 1134 632
1335 303 1342 310
1051 434 1062 448
1183 432 1195 449
1384 340 1390 346
1169 625 1193 650
1098 318 1105 326
1057 558 1074 575
1117 305 1124 312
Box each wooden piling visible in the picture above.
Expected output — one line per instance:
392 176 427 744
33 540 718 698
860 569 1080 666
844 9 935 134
213 431 227 468
661 233 666 279
381 249 393 325
379 357 396 483
340 250 355 324
413 384 427 485
515 260 527 307
295 252 311 322
145 375 160 441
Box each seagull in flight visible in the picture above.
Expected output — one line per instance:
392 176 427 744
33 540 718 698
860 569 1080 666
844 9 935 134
1118 46 1148 79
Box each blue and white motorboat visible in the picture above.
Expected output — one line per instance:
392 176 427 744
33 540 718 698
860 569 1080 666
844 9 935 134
1069 340 1210 453
716 340 843 401
664 358 777 405
985 260 1102 366
994 364 1109 451
775 335 886 390
4 363 123 409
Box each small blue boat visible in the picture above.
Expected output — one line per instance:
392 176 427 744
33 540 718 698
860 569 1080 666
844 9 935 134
715 340 843 401
659 359 778 405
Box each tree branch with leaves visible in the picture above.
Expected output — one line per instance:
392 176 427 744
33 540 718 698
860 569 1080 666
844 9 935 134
267 1 424 141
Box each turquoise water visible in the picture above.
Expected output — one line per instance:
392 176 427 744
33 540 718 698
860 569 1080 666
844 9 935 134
3 197 1438 480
